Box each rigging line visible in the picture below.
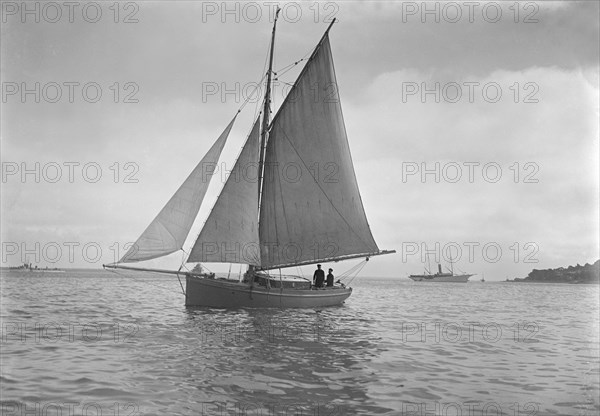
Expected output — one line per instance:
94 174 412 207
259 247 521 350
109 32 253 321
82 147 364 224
344 260 368 286
239 72 268 114
185 115 262 263
250 73 269 118
254 29 274 122
276 126 376 252
275 57 308 78
274 45 313 75
105 267 185 297
338 258 370 281
338 264 357 277
179 248 190 271
176 271 186 296
337 261 363 279
244 245 261 268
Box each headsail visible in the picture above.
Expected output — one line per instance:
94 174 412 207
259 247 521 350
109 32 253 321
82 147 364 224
259 34 380 269
119 117 236 263
187 118 261 265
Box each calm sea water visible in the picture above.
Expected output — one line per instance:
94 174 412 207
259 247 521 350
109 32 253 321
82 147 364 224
1 269 598 416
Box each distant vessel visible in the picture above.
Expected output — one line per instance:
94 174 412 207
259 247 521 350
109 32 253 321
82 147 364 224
104 13 394 307
9 263 64 273
481 274 485 282
409 263 474 283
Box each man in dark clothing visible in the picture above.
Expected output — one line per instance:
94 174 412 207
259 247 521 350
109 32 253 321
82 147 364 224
313 264 325 288
326 269 334 287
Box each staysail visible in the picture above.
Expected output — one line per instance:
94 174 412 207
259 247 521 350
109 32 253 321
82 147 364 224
187 118 261 266
119 117 236 263
259 34 380 269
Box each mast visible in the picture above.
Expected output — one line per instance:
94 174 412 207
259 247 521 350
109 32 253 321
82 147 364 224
247 7 280 278
258 7 281 209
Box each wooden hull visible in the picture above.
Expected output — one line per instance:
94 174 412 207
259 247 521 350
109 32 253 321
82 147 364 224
185 275 352 308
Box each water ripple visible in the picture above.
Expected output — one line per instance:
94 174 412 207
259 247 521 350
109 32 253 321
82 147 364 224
1 270 598 415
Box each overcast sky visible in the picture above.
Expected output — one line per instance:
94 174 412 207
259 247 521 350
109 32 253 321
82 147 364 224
1 1 598 280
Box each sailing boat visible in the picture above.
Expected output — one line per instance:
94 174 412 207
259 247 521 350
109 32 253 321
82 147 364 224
104 14 394 307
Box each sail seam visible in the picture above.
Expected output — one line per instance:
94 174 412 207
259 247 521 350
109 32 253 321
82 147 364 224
276 126 376 253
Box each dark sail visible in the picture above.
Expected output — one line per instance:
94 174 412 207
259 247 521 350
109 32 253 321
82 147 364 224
258 35 379 269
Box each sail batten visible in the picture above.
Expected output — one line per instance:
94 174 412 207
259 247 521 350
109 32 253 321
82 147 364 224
258 34 380 269
119 116 236 263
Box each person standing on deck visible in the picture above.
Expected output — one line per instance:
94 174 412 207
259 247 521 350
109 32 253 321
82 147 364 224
326 269 334 287
313 264 325 288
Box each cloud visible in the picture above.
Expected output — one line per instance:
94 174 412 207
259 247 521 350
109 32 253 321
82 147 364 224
343 64 599 275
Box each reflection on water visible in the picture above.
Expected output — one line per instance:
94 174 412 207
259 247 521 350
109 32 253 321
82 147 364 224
1 269 598 415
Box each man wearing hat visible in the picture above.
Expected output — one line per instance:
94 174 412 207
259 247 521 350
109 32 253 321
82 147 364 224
326 268 334 287
313 264 325 288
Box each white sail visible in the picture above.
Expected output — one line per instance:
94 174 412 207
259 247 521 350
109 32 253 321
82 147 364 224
259 35 379 269
187 118 261 265
120 117 236 263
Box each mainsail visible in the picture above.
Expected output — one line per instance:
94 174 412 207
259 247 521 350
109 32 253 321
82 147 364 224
119 117 236 263
259 34 380 269
187 118 261 266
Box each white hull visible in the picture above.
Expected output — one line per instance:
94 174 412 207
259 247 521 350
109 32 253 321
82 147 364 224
185 275 352 308
408 274 473 283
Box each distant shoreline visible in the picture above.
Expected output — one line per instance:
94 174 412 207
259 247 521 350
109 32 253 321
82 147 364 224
506 260 600 284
